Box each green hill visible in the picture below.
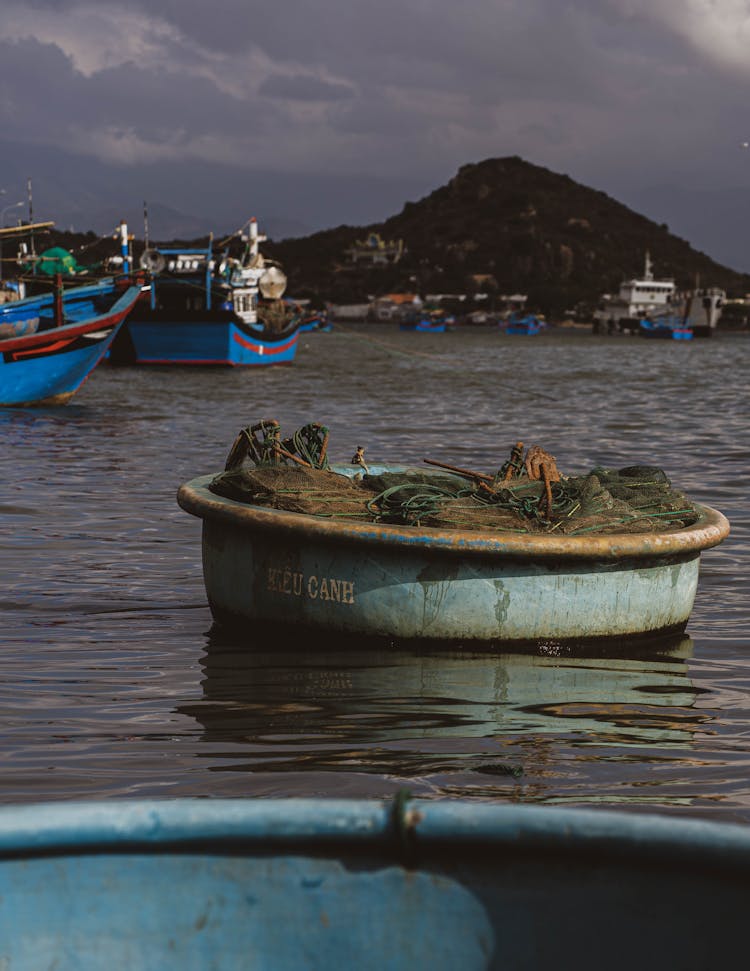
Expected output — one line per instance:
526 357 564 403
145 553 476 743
265 156 750 316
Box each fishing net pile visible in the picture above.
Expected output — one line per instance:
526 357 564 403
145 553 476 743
256 299 297 334
209 420 700 536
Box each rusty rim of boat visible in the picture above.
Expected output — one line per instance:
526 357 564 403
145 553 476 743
177 474 730 560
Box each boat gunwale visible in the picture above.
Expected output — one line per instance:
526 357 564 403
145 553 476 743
2 799 750 873
0 282 143 353
177 473 730 560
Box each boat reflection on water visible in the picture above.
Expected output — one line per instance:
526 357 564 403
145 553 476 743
179 632 707 770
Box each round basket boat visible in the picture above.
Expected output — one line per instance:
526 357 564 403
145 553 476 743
177 465 730 644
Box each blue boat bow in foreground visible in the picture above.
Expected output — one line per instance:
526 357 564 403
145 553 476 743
0 797 747 969
0 278 143 406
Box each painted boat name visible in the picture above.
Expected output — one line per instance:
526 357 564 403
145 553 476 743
267 567 355 603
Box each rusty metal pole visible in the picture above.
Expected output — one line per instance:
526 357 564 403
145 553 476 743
54 273 64 328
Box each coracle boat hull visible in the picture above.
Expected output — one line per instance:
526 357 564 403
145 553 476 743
0 797 749 969
177 467 729 643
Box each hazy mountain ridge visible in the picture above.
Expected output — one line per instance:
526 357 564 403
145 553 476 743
0 136 423 244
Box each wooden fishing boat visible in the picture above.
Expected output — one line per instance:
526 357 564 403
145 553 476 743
399 319 447 333
0 277 143 406
299 312 333 333
114 308 300 366
177 463 729 643
0 796 748 969
504 312 544 335
399 311 453 333
109 218 300 366
639 315 693 340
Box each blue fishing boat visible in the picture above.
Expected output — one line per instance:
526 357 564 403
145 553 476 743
299 311 333 333
0 277 143 407
504 312 544 335
400 310 452 333
109 218 300 366
639 315 693 340
593 254 724 336
0 796 748 969
177 463 729 643
400 318 447 333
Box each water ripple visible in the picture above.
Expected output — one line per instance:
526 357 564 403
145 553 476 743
1 329 750 814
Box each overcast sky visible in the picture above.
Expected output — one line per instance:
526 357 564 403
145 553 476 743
2 0 750 267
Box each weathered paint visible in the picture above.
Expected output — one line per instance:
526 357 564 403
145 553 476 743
0 797 747 969
177 469 729 643
0 282 142 406
123 318 299 366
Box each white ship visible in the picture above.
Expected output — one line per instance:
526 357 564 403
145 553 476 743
593 253 724 337
681 286 725 338
593 253 676 334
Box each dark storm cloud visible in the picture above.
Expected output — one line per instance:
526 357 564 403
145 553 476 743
2 0 750 266
0 1 724 119
9 0 675 95
0 36 276 147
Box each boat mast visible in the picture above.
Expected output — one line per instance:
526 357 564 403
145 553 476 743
27 178 35 270
206 233 213 310
118 221 130 275
248 217 266 259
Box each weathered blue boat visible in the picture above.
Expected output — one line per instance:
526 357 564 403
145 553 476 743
400 319 447 333
504 312 544 335
0 277 143 407
639 315 693 340
177 464 729 643
109 218 300 366
399 311 452 333
299 312 333 333
0 796 748 969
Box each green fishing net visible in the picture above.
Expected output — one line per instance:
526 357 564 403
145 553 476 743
208 424 700 535
209 461 700 535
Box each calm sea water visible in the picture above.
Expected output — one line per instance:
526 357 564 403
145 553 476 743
1 326 749 819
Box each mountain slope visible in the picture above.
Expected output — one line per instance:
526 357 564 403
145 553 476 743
267 157 750 313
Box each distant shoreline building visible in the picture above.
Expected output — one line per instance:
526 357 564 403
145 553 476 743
346 232 404 267
369 292 421 321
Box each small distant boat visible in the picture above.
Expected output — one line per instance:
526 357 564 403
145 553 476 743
593 252 676 335
400 319 446 333
177 463 728 644
638 282 725 340
400 311 453 333
0 277 142 407
109 218 300 366
3 796 749 969
639 315 693 340
504 312 544 335
299 312 333 333
593 254 725 338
